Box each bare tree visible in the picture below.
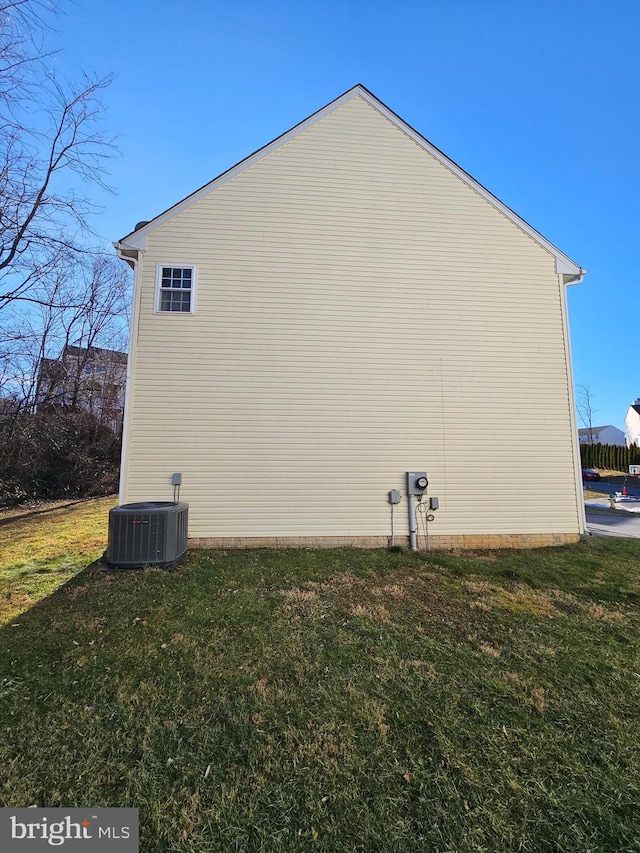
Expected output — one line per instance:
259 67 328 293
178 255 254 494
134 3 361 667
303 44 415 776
0 0 53 106
576 384 598 442
1 251 129 413
0 3 128 503
0 0 115 311
0 250 130 503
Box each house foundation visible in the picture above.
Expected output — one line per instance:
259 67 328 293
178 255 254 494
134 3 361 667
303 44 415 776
188 533 581 550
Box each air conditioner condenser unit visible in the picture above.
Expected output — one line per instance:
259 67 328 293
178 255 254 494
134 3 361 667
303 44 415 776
106 501 188 570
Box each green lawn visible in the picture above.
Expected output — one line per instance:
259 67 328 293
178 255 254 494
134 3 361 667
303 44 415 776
0 496 114 625
1 504 639 851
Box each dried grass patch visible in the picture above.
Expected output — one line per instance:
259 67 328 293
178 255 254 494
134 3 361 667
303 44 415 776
374 584 406 600
280 569 458 627
583 602 625 622
279 588 318 603
401 660 439 677
500 671 547 714
348 603 391 623
464 579 626 623
280 564 630 638
535 645 557 658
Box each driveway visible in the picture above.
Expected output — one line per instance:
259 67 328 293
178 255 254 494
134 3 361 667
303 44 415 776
585 507 640 538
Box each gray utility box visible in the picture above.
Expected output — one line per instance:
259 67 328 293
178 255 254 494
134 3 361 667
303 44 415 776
106 501 188 570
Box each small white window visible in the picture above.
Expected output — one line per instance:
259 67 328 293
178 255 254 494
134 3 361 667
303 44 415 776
156 265 196 313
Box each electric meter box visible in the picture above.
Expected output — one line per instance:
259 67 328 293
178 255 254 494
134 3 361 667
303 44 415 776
407 472 429 496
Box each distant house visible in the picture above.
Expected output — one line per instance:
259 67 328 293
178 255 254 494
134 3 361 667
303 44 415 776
35 344 127 433
625 400 640 447
578 425 626 446
114 84 586 549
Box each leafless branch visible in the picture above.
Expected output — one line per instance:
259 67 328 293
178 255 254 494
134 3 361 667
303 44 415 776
576 384 598 442
0 1 117 312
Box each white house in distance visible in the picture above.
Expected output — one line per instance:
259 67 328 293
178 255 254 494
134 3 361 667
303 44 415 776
578 425 626 446
114 85 586 549
625 400 640 447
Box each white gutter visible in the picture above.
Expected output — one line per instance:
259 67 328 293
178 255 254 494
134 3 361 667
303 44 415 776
563 268 588 286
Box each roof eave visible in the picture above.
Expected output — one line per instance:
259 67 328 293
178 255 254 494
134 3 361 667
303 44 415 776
113 242 139 267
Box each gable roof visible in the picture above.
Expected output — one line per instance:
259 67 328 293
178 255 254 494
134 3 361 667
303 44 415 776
578 425 622 435
115 84 584 282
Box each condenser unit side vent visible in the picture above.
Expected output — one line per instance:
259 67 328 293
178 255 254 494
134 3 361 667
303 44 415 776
106 501 188 570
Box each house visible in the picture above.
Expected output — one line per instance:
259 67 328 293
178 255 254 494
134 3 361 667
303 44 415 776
578 425 626 446
35 344 128 433
114 85 586 549
625 400 640 447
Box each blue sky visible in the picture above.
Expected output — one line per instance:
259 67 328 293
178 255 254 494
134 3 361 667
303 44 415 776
55 0 639 430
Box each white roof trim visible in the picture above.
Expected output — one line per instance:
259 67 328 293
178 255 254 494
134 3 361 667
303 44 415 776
117 85 583 278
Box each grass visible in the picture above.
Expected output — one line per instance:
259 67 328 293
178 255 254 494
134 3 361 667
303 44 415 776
0 496 114 625
583 488 606 502
1 503 640 851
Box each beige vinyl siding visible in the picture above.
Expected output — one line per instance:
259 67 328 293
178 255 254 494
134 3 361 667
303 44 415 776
122 95 581 539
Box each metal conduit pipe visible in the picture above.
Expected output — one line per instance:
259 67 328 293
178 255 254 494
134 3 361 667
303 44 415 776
408 493 417 551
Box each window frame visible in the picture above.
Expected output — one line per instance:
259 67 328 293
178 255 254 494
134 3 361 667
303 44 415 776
154 264 197 314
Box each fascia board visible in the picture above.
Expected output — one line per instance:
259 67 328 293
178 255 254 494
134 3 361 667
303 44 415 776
119 84 583 279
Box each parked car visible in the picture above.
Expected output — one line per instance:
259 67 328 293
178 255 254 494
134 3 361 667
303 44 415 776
582 469 601 481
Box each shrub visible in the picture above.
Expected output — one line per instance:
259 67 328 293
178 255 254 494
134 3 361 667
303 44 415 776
0 407 120 505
